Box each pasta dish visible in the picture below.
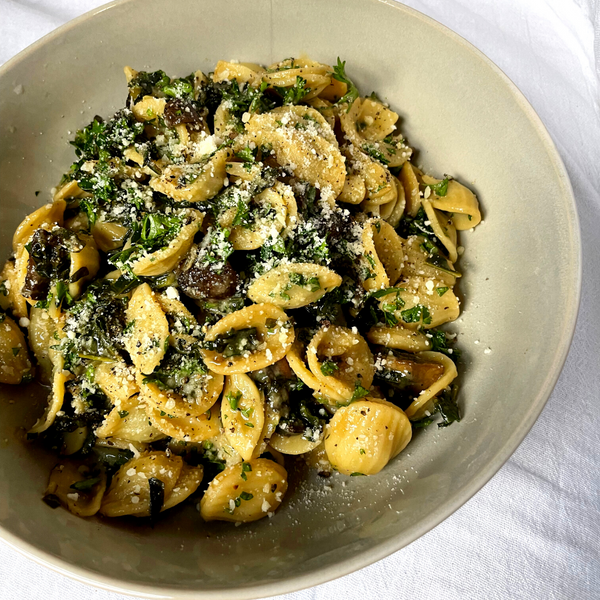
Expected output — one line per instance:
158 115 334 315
0 57 481 523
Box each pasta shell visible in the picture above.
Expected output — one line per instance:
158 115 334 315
100 451 201 517
247 262 342 309
324 398 412 476
366 325 432 352
140 372 223 420
221 374 265 461
399 162 421 217
131 209 203 276
68 234 100 299
27 306 57 385
150 149 229 203
370 219 405 285
45 462 107 518
422 199 458 263
29 354 70 434
244 106 346 198
200 458 287 523
361 220 390 292
94 362 139 406
379 277 460 330
96 393 166 444
422 177 481 230
268 432 322 455
124 283 170 375
305 325 374 404
145 402 222 443
201 303 295 375
132 96 166 121
12 200 66 253
0 314 33 384
92 221 128 253
403 351 458 420
223 182 294 251
213 61 265 86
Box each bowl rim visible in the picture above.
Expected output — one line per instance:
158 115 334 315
0 0 582 598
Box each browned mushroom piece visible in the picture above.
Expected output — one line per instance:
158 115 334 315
163 98 204 129
375 350 444 394
176 245 238 300
21 229 70 301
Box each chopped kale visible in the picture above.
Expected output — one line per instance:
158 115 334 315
148 477 165 520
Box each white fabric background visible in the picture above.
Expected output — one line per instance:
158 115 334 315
1 1 599 598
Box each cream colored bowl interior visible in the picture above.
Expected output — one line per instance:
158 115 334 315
0 0 580 598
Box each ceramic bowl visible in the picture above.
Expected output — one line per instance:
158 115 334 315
0 0 580 597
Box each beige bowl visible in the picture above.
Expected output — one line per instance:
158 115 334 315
0 0 580 597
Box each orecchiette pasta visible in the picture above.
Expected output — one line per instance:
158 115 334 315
200 458 287 522
221 374 265 461
131 209 203 276
201 304 295 375
247 262 342 309
324 398 412 475
0 314 33 384
1 57 481 529
44 462 107 518
244 106 346 199
100 452 203 517
124 283 170 375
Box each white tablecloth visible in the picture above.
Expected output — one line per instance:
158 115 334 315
1 1 599 598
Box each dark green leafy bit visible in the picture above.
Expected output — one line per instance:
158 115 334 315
411 416 435 429
350 472 366 476
320 360 339 377
362 144 389 165
128 70 194 101
22 229 74 304
205 327 259 358
332 58 360 108
109 212 186 270
375 288 405 327
148 477 165 520
199 296 246 326
425 329 459 361
435 384 461 427
216 80 275 130
423 177 450 197
71 111 144 162
227 390 242 411
277 396 329 443
412 385 461 429
118 410 130 419
143 337 208 396
241 462 252 481
195 225 235 272
401 304 432 325
93 448 134 475
276 76 310 105
54 282 128 369
288 272 320 291
350 381 370 402
70 476 101 492
397 207 461 278
224 490 254 514
397 206 438 242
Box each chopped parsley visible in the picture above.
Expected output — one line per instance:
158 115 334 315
401 304 432 325
332 58 360 108
320 360 339 377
